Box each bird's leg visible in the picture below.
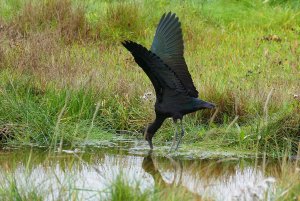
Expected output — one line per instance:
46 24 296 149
147 138 153 150
144 126 154 149
175 120 184 151
145 132 154 150
169 119 178 152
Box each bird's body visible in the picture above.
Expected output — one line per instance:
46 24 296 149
122 12 215 150
157 91 208 117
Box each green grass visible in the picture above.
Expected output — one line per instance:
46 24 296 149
0 176 44 201
0 0 299 156
109 174 149 201
108 173 201 201
0 170 201 201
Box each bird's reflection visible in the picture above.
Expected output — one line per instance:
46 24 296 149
142 151 183 188
142 151 203 200
142 151 169 188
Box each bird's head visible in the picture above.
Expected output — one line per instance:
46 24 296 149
140 125 154 149
198 99 216 110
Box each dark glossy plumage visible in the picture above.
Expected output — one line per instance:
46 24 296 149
151 12 198 98
122 12 215 150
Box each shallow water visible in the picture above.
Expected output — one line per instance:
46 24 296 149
0 138 282 201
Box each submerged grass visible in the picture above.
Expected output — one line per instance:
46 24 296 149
109 173 201 201
0 0 299 156
0 168 202 201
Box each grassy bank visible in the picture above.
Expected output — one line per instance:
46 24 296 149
0 0 299 156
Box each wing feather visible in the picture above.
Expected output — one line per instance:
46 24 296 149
122 41 187 100
151 12 198 97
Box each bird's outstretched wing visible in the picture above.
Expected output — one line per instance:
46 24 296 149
122 41 187 100
151 12 198 98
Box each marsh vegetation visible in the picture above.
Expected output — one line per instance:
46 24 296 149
0 0 299 200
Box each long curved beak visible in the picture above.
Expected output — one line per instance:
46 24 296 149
201 101 216 109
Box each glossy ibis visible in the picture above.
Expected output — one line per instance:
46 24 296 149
122 12 215 151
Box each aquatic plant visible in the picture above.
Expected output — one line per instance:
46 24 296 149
0 0 299 156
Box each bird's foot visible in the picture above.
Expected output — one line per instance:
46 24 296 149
174 130 184 151
145 134 154 150
147 139 153 150
169 135 177 152
174 141 181 151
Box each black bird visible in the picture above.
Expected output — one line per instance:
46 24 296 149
122 12 215 151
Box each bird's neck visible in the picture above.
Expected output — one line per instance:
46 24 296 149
147 115 166 134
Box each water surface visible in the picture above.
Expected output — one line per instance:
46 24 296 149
0 138 281 201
